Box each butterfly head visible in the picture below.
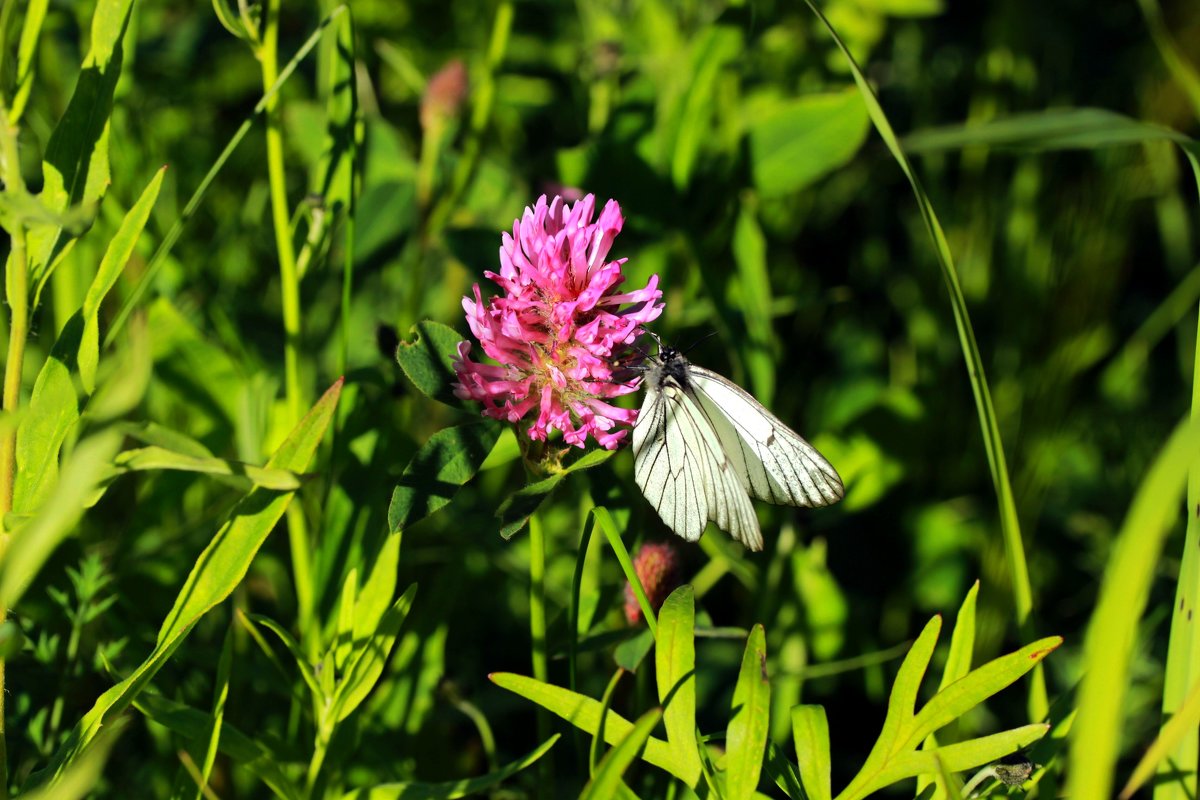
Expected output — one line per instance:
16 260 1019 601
648 345 691 390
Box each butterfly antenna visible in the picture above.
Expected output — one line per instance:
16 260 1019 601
681 331 719 356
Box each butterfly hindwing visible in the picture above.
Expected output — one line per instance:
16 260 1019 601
687 367 844 508
633 378 763 550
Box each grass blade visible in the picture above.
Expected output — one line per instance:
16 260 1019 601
656 585 701 786
1126 673 1200 799
802 0 1043 721
726 624 770 800
792 705 832 800
1069 418 1200 800
580 708 663 800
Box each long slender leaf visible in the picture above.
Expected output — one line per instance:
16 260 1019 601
656 585 701 786
726 624 770 800
489 672 687 781
42 379 342 783
1069 419 1200 800
1125 674 1200 799
580 708 663 800
792 705 831 800
802 0 1043 722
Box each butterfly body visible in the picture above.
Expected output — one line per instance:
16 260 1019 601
632 347 843 551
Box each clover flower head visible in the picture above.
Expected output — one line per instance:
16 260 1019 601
453 194 663 449
624 540 683 625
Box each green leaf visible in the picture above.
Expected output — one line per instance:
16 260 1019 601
395 320 469 406
196 624 235 800
340 735 559 799
866 724 1049 793
792 705 832 800
0 430 123 608
1070 419 1200 800
919 580 979 798
10 0 49 122
1124 675 1200 798
388 421 502 533
78 166 165 393
904 636 1061 751
44 379 342 783
594 506 657 637
19 720 122 800
581 708 664 800
490 672 688 782
111 446 302 491
657 586 702 786
332 583 418 722
244 614 322 700
498 450 616 540
134 692 300 800
903 108 1200 154
498 473 566 539
614 627 655 673
114 421 214 458
746 87 870 197
27 0 135 293
726 624 770 800
13 315 85 514
592 669 627 775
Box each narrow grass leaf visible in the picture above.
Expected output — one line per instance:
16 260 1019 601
792 705 832 800
388 421 502 533
244 614 322 699
904 636 1061 750
656 585 702 786
77 166 165 393
1130 673 1200 797
335 567 358 672
489 672 686 781
333 583 418 722
340 735 559 799
931 755 965 800
726 624 770 800
112 446 301 490
195 624 235 800
592 669 627 776
1069 418 1200 800
803 0 1041 720
19 722 123 800
44 379 342 782
395 320 466 406
594 506 657 637
107 7 350 344
132 692 301 800
580 708 663 800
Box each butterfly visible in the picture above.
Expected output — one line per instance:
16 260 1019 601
631 344 844 551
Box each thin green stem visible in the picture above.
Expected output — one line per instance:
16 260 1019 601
0 101 28 800
528 513 553 799
259 0 315 648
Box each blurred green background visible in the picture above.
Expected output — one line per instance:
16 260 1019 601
7 0 1200 795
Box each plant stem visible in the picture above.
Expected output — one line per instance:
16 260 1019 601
528 513 553 798
0 101 27 800
259 0 315 648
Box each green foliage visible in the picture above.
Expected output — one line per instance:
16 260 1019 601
0 0 1194 797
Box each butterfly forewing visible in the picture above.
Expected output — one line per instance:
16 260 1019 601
687 367 844 507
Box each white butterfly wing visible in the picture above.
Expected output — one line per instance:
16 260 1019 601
687 367 844 508
633 379 763 550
